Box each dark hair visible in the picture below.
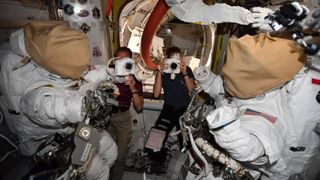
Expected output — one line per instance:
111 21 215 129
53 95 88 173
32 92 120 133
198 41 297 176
166 46 181 58
115 46 132 58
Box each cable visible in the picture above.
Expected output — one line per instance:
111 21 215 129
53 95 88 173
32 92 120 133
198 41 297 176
141 110 148 144
195 137 246 176
0 133 18 162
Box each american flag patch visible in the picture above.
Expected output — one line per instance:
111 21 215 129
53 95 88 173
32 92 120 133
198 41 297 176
244 108 277 124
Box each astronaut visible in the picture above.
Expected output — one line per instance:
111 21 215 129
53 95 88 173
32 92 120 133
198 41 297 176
194 33 320 179
0 22 117 179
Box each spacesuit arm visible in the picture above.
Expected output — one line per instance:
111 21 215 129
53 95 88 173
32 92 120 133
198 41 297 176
194 66 225 98
207 106 266 163
20 86 83 127
166 0 254 25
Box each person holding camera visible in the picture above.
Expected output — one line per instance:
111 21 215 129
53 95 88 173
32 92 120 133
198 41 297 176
151 46 195 164
107 47 144 180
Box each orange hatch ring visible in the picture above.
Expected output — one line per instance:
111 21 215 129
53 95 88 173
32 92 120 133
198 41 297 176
140 0 169 70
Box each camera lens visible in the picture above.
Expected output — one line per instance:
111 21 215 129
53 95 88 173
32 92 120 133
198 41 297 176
63 4 74 16
125 63 133 70
170 63 178 70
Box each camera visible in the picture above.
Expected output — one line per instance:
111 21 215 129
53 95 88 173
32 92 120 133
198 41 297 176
163 58 181 80
266 2 309 31
106 57 136 83
114 57 135 76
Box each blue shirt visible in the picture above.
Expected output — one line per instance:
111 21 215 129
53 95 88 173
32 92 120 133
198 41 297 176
162 66 194 108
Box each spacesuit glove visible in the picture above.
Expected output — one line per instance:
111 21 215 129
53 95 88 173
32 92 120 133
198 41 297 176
305 9 320 32
251 7 275 32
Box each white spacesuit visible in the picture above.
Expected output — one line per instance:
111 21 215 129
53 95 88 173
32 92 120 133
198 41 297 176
0 22 117 179
281 66 320 179
194 33 320 179
196 69 290 179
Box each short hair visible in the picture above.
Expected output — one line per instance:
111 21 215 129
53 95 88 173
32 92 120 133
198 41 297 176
166 46 181 58
115 46 132 58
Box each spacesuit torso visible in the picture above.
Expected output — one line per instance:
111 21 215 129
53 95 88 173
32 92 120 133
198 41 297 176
278 67 320 179
0 45 118 179
203 75 289 178
0 48 110 155
196 66 320 179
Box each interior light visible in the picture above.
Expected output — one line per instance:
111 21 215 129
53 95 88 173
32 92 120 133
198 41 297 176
73 4 81 14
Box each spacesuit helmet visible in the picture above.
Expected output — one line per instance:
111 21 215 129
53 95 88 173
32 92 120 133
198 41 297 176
24 21 90 80
222 33 306 99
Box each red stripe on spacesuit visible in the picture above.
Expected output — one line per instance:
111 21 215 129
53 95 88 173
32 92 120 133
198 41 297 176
311 78 320 85
244 108 277 124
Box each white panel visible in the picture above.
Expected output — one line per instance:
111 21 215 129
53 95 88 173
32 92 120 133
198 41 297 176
63 0 107 65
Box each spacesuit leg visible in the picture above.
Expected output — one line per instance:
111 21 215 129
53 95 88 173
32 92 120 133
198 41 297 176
85 131 117 180
107 111 132 180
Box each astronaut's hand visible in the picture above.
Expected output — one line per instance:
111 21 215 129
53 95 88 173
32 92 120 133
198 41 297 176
180 59 187 75
194 66 213 84
305 9 320 32
125 74 137 90
251 7 274 32
157 60 166 74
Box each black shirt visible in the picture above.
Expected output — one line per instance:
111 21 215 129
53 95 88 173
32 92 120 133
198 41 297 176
162 66 194 108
